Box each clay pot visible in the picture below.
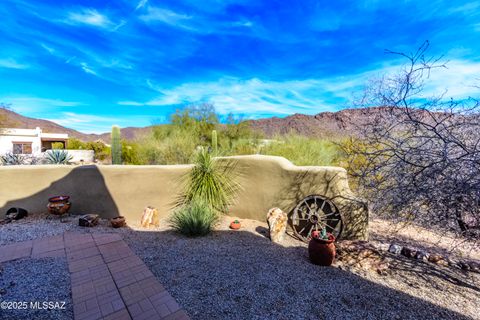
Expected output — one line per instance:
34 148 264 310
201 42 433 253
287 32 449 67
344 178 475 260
308 233 336 266
47 196 71 216
111 216 126 228
230 220 241 230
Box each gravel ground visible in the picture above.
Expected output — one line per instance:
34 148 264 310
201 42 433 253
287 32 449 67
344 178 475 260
1 215 479 319
0 257 73 320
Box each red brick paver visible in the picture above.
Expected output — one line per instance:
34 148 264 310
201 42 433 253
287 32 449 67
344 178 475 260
0 232 190 320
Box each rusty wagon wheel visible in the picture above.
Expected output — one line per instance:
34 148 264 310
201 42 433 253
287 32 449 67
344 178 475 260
290 195 343 242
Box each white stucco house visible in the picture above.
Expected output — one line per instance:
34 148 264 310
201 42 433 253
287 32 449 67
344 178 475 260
0 127 94 163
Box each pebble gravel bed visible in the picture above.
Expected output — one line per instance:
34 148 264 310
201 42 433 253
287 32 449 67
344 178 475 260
0 257 73 320
1 215 479 319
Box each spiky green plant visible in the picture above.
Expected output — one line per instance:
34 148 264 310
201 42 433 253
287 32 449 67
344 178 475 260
170 199 218 237
45 150 73 164
176 148 240 213
1 152 25 165
211 129 218 155
111 125 122 164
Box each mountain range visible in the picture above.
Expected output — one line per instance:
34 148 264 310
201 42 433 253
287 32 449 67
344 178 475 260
0 107 374 142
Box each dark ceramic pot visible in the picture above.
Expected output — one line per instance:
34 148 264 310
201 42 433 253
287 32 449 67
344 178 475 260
111 216 126 228
308 233 336 266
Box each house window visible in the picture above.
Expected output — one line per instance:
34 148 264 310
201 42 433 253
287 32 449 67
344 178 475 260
12 142 32 154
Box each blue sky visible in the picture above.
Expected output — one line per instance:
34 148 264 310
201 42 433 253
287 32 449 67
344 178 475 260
1 0 480 133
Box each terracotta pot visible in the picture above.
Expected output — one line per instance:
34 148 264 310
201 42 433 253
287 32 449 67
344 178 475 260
111 216 126 228
308 233 336 266
47 196 71 216
229 220 241 230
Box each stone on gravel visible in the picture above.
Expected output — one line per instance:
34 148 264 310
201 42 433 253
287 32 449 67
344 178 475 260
401 247 417 258
388 244 402 254
266 207 287 243
428 254 444 264
415 250 429 262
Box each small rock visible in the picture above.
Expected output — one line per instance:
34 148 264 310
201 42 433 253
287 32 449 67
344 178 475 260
388 244 402 255
458 261 470 270
266 208 288 244
415 250 429 262
0 288 6 295
469 262 480 272
401 247 417 258
428 254 444 264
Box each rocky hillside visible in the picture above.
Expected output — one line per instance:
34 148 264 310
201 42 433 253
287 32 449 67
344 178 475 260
247 108 381 138
1 106 385 142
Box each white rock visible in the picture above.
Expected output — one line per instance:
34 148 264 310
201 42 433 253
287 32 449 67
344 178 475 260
266 208 288 244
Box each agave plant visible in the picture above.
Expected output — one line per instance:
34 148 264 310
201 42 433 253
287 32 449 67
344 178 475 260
176 148 241 213
1 152 25 165
45 150 73 164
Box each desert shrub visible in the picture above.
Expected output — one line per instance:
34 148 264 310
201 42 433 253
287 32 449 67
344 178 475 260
45 150 73 164
86 141 110 161
67 138 87 149
176 148 240 213
121 140 141 165
259 134 340 166
51 142 65 149
137 128 197 164
170 199 218 237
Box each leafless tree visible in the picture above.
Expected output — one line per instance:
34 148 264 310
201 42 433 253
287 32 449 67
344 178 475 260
343 41 480 238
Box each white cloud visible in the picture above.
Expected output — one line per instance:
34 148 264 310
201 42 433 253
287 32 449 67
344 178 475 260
80 62 97 75
139 7 193 28
135 0 148 11
0 96 82 114
0 58 29 69
45 112 121 134
40 43 55 54
66 8 114 29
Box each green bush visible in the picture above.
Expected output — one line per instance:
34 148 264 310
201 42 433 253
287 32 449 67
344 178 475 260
170 200 218 237
259 134 340 166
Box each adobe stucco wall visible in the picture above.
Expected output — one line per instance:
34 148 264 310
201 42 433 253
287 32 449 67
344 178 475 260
0 155 368 240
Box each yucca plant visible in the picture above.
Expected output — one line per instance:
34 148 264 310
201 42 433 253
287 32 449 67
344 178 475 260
1 152 25 165
45 150 73 164
170 199 218 237
176 148 241 213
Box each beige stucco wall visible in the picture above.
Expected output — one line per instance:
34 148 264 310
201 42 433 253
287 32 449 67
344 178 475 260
0 155 368 240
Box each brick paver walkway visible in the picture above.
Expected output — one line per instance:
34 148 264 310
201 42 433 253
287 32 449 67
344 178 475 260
0 232 190 320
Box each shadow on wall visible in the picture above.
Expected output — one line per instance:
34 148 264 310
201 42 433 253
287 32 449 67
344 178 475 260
273 169 369 240
116 227 477 320
0 166 120 219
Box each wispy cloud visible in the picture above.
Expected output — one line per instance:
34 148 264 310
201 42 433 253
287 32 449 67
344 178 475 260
135 0 149 11
80 62 97 75
0 58 29 69
65 8 114 29
139 7 193 29
45 112 121 133
0 96 82 114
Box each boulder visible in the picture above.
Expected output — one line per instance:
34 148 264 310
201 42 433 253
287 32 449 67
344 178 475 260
266 208 288 243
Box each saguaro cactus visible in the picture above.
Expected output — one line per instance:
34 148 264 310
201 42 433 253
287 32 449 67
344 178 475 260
111 125 122 164
211 129 218 155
